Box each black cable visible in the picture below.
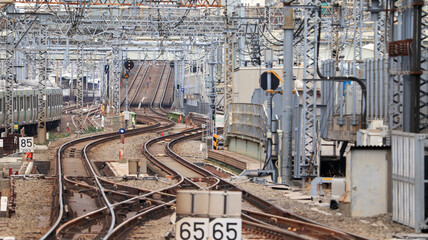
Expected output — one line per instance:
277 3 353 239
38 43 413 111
314 7 367 129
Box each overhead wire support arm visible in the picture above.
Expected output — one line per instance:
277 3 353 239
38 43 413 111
12 0 223 7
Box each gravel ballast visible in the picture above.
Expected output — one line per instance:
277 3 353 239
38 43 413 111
0 179 54 239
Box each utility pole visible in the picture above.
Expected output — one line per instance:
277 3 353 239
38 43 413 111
208 41 217 140
281 3 294 184
265 49 275 181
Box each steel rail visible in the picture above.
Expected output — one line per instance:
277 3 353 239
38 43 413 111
129 65 150 107
242 220 311 240
142 130 204 189
105 200 176 239
83 142 116 237
166 132 369 240
151 64 167 109
160 66 173 113
42 114 168 239
149 64 169 117
121 61 144 108
242 210 356 240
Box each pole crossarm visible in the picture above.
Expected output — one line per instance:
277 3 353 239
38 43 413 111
12 0 222 7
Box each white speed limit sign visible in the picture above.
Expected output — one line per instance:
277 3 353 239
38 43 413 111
176 217 241 240
209 218 241 240
176 217 209 240
19 137 34 153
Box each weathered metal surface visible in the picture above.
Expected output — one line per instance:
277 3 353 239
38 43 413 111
391 131 428 231
226 103 267 142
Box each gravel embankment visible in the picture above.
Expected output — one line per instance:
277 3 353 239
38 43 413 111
232 181 413 240
0 179 54 239
107 178 177 190
7 116 415 240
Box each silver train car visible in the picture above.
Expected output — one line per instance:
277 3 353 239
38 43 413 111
0 82 62 135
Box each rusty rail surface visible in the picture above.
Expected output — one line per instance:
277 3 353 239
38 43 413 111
42 114 175 239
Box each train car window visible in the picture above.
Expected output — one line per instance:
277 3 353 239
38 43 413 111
13 97 16 111
27 96 30 110
20 97 24 111
34 96 37 109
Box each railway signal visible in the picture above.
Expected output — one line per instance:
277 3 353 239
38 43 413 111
260 71 282 91
124 60 134 70
212 134 223 150
120 128 125 144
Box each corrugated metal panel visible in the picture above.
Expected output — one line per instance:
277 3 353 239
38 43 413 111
391 131 428 231
364 58 389 121
226 103 267 141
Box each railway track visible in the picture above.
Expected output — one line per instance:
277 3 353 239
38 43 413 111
132 62 165 108
43 67 183 239
43 63 368 239
148 128 368 240
42 114 176 239
123 62 150 109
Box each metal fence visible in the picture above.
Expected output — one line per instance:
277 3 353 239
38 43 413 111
391 131 428 231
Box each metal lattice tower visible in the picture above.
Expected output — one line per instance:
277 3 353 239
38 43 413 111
112 45 122 119
4 17 14 134
372 0 386 56
420 0 428 131
224 11 235 115
389 0 403 130
75 44 85 132
208 42 217 138
389 0 411 131
351 0 365 124
299 4 319 178
37 25 48 135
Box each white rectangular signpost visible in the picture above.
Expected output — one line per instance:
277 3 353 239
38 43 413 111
0 197 7 212
175 190 242 240
19 137 34 153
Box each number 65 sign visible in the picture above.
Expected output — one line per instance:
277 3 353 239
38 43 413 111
176 217 241 240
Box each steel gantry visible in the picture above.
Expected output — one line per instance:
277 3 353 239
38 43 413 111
37 24 48 142
110 44 122 127
3 15 14 134
224 10 235 116
7 0 426 186
298 3 320 179
351 0 365 125
12 0 222 7
75 43 85 132
370 0 387 57
421 0 428 132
